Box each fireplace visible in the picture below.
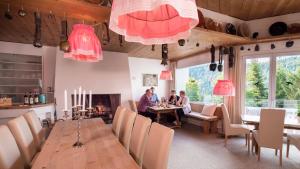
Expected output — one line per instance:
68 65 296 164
72 94 121 123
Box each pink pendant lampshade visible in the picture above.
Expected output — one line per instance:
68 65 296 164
64 24 103 62
160 70 173 80
213 80 235 96
109 0 199 45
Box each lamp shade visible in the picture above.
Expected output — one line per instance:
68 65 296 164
213 80 235 96
160 70 173 80
64 24 103 62
109 0 199 45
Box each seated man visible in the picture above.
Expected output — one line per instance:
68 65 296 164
150 87 159 104
168 89 180 105
176 90 191 121
137 89 156 121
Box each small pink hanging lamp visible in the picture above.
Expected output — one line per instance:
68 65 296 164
109 0 199 45
160 70 173 80
213 80 235 96
64 24 103 62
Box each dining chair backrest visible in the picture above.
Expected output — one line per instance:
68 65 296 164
112 106 126 137
129 100 138 112
129 114 151 166
221 103 231 134
7 116 38 167
23 111 45 150
119 109 137 151
143 123 174 169
0 125 25 169
259 108 285 149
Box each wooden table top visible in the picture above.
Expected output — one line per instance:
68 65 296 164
148 105 182 111
32 118 139 169
241 114 300 130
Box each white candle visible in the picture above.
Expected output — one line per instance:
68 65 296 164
78 86 82 106
89 90 92 109
64 89 67 110
74 89 77 107
82 90 86 110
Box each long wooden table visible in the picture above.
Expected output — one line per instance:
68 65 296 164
148 105 182 128
32 118 139 169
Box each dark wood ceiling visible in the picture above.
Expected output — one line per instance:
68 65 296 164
197 0 300 20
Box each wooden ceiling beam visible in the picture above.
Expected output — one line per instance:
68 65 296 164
0 0 110 22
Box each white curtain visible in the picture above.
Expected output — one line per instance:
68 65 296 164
169 61 177 91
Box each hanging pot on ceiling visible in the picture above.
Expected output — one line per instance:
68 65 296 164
228 47 235 68
33 12 42 48
101 22 110 45
18 4 26 17
217 46 223 72
161 44 168 66
4 4 13 20
209 45 217 71
59 20 70 52
178 39 185 46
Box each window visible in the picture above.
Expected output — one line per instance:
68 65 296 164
243 54 300 117
176 63 224 103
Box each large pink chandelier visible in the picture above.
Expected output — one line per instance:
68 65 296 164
64 24 103 62
109 0 199 45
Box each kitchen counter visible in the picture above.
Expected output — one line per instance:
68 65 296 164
0 103 54 110
0 103 55 125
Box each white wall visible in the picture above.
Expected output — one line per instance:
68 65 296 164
0 41 56 94
54 50 133 118
128 57 169 101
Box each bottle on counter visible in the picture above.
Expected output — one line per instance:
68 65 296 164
29 92 34 105
34 92 39 104
24 92 29 105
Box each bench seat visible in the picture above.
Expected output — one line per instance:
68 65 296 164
187 112 218 121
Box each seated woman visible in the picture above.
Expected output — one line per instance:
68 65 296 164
137 89 156 121
168 90 180 105
176 90 191 121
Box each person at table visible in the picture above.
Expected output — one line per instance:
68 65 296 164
150 86 159 103
137 89 156 121
176 90 191 121
168 89 180 105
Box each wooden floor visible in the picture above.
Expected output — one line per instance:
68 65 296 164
169 124 300 169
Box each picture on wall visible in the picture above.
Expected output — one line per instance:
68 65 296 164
143 74 158 86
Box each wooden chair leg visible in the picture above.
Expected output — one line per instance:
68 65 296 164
275 149 278 156
224 135 228 147
257 147 261 161
286 139 290 158
247 134 250 154
279 148 282 166
245 134 248 146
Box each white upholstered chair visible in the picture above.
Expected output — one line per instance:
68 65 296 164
7 116 39 168
112 106 126 137
286 134 300 157
252 108 285 166
23 111 45 151
142 123 174 169
119 109 137 151
221 104 250 152
129 100 138 112
0 125 25 169
129 115 152 166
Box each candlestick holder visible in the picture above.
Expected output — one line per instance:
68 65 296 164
73 109 87 148
86 108 93 118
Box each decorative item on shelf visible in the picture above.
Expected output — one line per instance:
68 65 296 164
161 44 168 66
240 46 244 51
109 0 199 45
196 9 205 27
252 32 259 39
33 12 43 48
151 45 155 51
247 48 251 51
178 39 185 46
18 2 26 17
271 43 276 49
217 46 223 72
4 4 12 20
64 24 103 62
118 34 123 47
288 23 300 34
225 23 237 35
160 70 172 80
237 23 250 37
209 45 217 71
269 22 288 36
286 40 294 48
213 80 235 96
101 22 110 45
254 44 260 51
196 42 199 47
228 47 235 68
204 18 217 31
59 20 70 52
0 98 12 107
